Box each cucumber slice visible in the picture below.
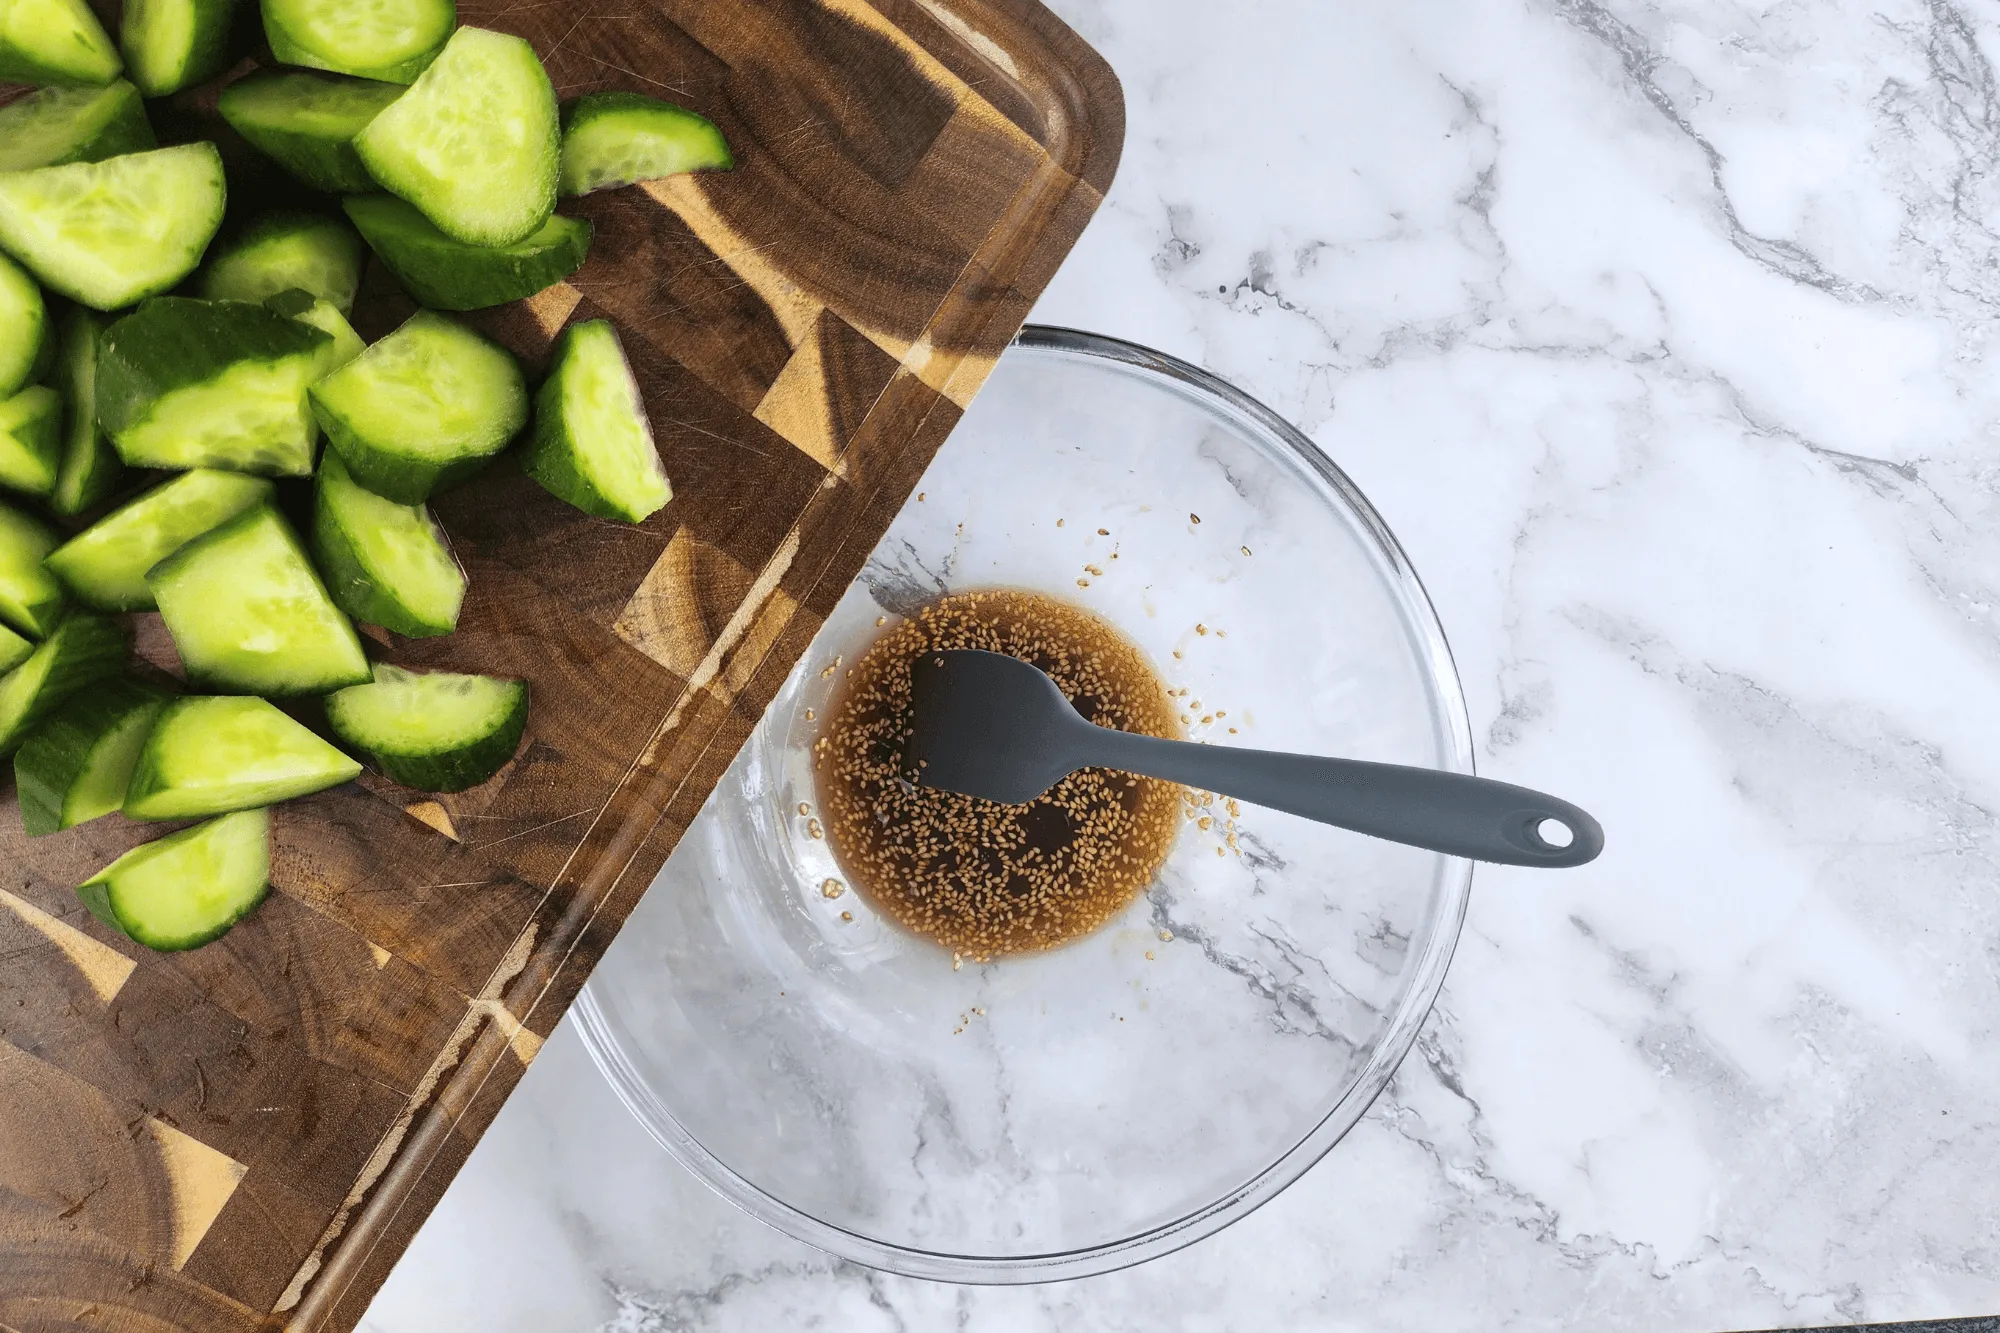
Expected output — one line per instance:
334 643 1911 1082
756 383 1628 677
148 504 369 695
354 27 558 247
342 194 589 311
0 624 27 673
99 296 331 477
326 664 527 792
49 308 122 517
0 82 153 173
0 385 61 500
0 252 47 401
45 468 273 611
77 808 269 951
124 694 361 820
0 615 126 756
261 0 451 83
524 319 669 523
0 501 65 637
120 0 236 96
217 71 401 194
15 677 168 836
265 288 363 375
310 309 526 503
0 144 227 312
558 92 732 197
312 451 463 637
0 0 122 85
199 212 363 314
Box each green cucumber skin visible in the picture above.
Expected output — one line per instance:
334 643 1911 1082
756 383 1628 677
261 0 453 84
0 615 128 758
523 319 669 523
328 677 529 793
0 624 29 674
311 454 462 638
45 469 274 613
0 253 46 401
97 297 331 477
0 500 67 638
77 808 271 951
557 92 733 197
15 677 168 837
199 212 364 314
123 695 362 820
318 420 498 505
0 0 123 86
121 0 237 97
0 82 154 173
49 308 123 517
217 72 403 194
343 195 590 311
0 385 62 500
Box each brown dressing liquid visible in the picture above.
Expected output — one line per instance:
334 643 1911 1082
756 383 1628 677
815 590 1183 960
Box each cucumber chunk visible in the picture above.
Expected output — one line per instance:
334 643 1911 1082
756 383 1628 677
0 82 153 173
326 664 527 792
261 0 451 83
0 501 65 637
45 468 273 611
149 504 369 695
313 451 463 637
0 0 122 85
199 212 363 314
77 808 269 952
354 27 558 247
217 71 402 194
0 624 28 673
310 309 526 503
558 92 732 197
0 252 47 401
99 296 331 477
342 194 589 311
49 308 122 517
15 677 168 836
0 385 61 500
0 614 126 756
265 288 363 375
525 318 669 523
0 144 227 311
120 0 236 96
124 694 361 819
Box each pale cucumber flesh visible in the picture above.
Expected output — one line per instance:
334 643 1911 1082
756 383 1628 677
124 694 361 819
46 469 275 612
78 808 271 952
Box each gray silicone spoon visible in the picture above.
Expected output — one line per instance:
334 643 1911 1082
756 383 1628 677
906 649 1604 869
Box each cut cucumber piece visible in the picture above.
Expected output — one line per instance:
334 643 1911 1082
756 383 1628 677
0 144 226 311
15 677 168 836
525 318 669 523
0 0 122 85
326 664 527 792
148 504 369 695
124 694 360 820
342 194 589 311
261 0 450 83
49 308 122 517
0 623 28 673
558 92 732 197
0 252 46 400
0 615 125 756
354 27 558 246
99 296 331 477
0 81 153 173
0 385 60 499
313 450 462 637
217 70 402 193
0 501 65 637
120 0 235 96
199 212 363 314
45 468 273 611
265 288 363 376
77 808 269 952
310 309 526 503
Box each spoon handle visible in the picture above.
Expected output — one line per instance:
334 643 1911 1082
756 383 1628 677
1075 728 1603 868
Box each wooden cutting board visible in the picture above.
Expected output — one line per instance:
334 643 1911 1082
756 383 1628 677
0 2 1121 1326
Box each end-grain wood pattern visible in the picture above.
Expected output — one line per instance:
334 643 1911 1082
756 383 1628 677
0 2 1122 1326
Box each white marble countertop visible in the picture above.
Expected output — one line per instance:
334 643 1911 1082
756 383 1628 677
361 0 2000 1327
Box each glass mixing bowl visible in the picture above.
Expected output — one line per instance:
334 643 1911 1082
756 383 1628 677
574 327 1475 1282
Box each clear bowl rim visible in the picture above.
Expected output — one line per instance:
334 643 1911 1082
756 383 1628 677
573 324 1478 1284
